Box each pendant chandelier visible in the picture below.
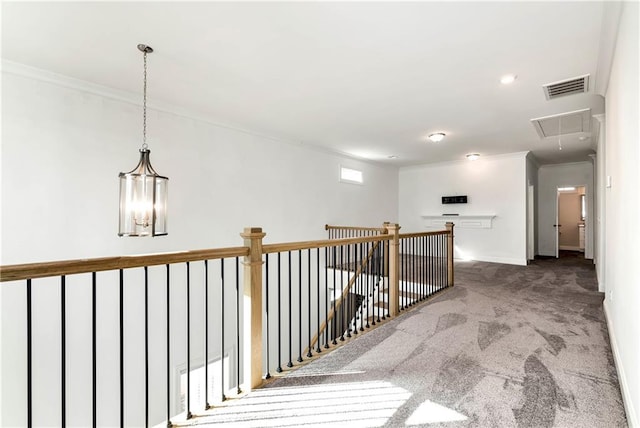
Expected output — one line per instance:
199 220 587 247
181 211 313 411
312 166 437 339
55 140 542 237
118 44 168 237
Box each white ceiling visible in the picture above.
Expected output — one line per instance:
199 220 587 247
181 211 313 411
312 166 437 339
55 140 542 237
2 1 611 166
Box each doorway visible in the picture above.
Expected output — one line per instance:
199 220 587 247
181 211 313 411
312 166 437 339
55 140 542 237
555 185 587 258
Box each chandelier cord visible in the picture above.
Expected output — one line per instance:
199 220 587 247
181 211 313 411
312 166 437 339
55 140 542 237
142 50 148 151
558 117 563 151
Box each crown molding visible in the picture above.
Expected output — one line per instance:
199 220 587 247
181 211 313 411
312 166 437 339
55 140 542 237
401 151 530 172
2 60 396 171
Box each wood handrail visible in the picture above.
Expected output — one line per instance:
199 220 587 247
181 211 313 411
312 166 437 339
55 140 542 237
398 230 450 239
325 224 387 232
0 246 250 282
262 235 391 254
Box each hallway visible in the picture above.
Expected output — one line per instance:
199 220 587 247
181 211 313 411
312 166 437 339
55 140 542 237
186 257 627 427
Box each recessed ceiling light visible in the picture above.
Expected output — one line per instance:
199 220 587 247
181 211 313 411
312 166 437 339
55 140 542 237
466 153 480 161
428 133 446 143
579 136 588 141
500 74 517 85
388 155 398 159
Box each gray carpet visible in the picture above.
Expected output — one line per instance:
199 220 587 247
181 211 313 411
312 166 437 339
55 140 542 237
195 253 627 427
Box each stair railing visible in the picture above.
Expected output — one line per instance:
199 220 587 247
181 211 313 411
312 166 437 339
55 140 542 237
0 222 454 427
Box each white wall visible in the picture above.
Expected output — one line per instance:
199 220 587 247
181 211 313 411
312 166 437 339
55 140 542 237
537 162 594 258
0 68 398 263
399 152 528 266
601 2 639 425
0 68 399 426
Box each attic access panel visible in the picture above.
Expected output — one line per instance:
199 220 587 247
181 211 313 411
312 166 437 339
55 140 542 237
530 108 591 139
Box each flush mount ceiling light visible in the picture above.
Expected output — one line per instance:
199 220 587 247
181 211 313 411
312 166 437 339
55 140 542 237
428 133 446 143
466 153 480 161
118 44 168 237
500 74 517 85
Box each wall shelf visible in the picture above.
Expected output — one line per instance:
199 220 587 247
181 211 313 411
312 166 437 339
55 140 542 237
421 214 496 229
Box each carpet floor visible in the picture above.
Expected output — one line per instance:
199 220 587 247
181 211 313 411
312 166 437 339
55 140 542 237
195 252 627 427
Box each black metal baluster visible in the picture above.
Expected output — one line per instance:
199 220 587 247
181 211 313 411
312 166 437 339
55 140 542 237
307 249 312 358
426 236 430 295
92 272 97 428
346 244 352 338
430 236 434 295
287 252 293 368
439 234 442 290
332 246 337 345
420 236 424 299
265 255 271 379
404 238 408 309
204 260 210 409
434 235 438 292
341 245 346 341
411 237 415 305
440 235 447 288
400 239 405 310
355 243 360 333
186 262 192 419
406 239 410 309
119 270 124 428
429 235 438 292
412 237 416 305
345 246 358 337
408 239 412 307
61 276 66 428
236 258 241 394
297 250 303 363
352 244 358 335
221 259 226 401
360 242 365 331
424 236 428 297
376 243 381 324
443 234 446 289
166 265 171 427
384 241 390 319
371 242 377 327
443 232 447 289
324 247 329 350
27 279 32 428
365 242 370 329
276 253 282 373
316 248 322 354
144 267 149 428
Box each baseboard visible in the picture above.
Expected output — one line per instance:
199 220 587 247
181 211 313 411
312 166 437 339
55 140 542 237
604 300 638 427
455 255 527 266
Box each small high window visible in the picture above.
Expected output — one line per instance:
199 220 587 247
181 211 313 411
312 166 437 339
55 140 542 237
340 167 363 184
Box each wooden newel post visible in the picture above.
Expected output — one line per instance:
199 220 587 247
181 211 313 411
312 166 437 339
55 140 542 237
446 222 454 287
384 223 401 317
241 227 266 391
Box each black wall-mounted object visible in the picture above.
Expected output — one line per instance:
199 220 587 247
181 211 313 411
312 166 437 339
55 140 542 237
442 195 468 204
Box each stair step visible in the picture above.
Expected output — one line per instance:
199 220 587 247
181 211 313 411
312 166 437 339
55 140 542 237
379 288 424 301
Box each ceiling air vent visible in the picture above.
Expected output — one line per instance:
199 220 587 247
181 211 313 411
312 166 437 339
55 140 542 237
542 74 589 100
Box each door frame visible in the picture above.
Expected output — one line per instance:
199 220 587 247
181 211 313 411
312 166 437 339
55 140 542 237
555 184 587 258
